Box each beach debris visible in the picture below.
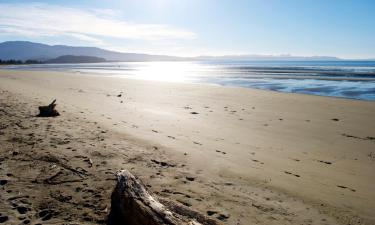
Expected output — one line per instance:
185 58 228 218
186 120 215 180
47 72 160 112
87 158 93 167
37 99 60 117
107 170 220 225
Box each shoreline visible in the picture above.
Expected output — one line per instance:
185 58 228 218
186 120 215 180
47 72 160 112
1 67 375 101
1 69 375 225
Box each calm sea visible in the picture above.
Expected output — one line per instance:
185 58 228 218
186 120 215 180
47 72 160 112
4 60 375 101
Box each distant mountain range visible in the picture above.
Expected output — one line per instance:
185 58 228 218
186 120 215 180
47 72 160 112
0 41 186 62
0 41 361 63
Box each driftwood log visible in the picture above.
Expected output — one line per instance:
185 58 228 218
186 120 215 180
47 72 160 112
107 170 220 225
38 99 60 117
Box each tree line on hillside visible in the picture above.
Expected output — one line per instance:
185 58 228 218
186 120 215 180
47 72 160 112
0 59 42 65
1 55 107 64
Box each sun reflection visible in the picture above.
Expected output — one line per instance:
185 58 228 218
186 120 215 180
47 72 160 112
131 61 199 82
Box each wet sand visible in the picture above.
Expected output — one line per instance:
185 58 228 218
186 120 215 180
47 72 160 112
0 69 374 225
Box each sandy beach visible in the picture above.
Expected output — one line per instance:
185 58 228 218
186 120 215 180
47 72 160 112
0 69 375 225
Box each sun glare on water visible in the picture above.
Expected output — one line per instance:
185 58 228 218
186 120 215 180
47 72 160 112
132 61 200 83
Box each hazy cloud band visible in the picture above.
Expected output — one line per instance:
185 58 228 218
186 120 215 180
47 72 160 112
0 3 197 44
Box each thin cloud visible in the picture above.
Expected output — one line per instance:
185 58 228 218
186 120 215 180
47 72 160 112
66 33 105 45
0 3 197 44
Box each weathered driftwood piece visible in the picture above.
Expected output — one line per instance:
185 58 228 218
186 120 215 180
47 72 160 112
107 170 220 225
38 99 60 117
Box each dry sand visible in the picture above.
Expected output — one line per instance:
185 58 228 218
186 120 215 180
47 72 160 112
0 70 374 225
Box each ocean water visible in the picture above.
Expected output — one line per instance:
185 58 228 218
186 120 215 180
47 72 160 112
3 60 375 101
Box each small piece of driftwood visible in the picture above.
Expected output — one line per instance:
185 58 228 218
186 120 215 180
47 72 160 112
107 170 219 225
38 99 60 117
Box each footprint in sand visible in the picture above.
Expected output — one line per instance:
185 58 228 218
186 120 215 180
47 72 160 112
342 133 375 142
38 209 55 221
185 176 195 181
216 213 230 221
337 185 356 192
251 159 264 165
0 180 8 185
16 206 29 214
206 210 217 216
0 215 9 223
216 150 227 155
284 171 300 178
317 160 332 165
151 159 176 168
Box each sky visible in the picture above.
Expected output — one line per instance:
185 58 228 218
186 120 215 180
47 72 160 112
0 0 374 58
